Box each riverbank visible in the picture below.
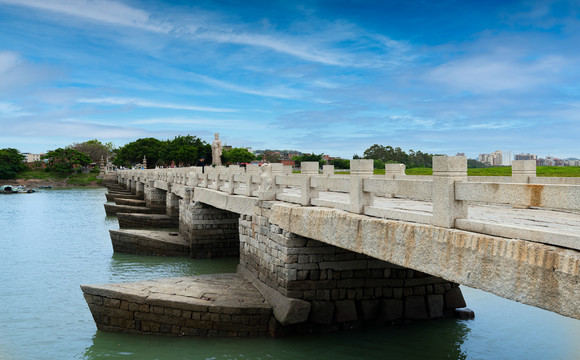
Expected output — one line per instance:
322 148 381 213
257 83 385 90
0 178 102 188
0 169 103 188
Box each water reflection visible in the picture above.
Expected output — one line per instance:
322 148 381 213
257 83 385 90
83 318 470 360
106 253 238 283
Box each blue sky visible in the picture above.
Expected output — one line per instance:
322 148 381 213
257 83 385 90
0 0 579 159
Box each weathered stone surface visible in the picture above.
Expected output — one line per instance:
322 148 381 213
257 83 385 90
444 287 467 309
381 298 403 321
334 300 357 323
110 229 189 257
427 294 444 318
81 274 272 337
117 213 178 229
405 296 429 320
238 266 310 326
309 301 335 325
269 202 580 320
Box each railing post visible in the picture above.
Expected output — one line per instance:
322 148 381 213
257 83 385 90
243 164 259 196
385 163 406 198
512 160 536 183
299 175 318 205
301 162 319 175
431 156 467 228
385 164 406 179
349 159 374 214
322 165 334 176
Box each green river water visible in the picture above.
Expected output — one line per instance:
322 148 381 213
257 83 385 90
0 188 579 360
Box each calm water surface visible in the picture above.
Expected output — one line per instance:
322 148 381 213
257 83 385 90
0 188 579 360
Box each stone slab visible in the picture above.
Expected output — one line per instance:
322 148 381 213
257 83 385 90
81 274 272 336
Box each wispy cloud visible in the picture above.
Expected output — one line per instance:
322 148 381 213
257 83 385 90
188 73 306 100
0 0 408 68
0 0 171 33
0 102 31 117
426 53 568 93
0 51 21 74
77 97 237 113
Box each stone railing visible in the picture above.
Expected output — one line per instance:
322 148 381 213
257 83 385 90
117 157 580 249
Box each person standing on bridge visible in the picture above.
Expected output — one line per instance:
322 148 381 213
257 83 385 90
196 157 206 173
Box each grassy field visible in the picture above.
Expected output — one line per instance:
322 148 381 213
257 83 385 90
395 166 580 177
16 169 102 186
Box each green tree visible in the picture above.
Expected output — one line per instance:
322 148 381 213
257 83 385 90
330 158 350 169
293 153 326 168
362 144 436 168
68 139 113 163
113 138 164 168
223 148 255 164
43 148 92 174
0 148 27 179
468 159 489 168
160 135 206 166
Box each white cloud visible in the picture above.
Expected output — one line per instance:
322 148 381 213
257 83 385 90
426 53 568 93
0 102 31 117
188 73 305 100
0 0 407 68
77 97 237 113
0 0 171 33
0 51 21 74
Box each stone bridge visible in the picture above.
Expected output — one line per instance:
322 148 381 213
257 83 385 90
82 157 580 337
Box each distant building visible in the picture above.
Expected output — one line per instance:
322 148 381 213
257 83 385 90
515 153 537 161
478 150 503 166
456 152 465 157
22 153 44 163
502 151 513 166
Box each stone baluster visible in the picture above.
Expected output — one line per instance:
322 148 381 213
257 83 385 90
385 164 406 179
322 165 334 176
385 164 406 198
349 159 374 214
431 156 467 228
299 162 320 205
271 163 288 189
200 172 209 188
512 160 536 184
299 175 318 205
301 161 319 175
321 164 335 191
228 172 236 195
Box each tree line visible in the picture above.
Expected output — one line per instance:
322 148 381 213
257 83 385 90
0 138 488 180
113 136 255 168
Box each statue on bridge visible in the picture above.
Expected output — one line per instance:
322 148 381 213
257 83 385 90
211 133 223 166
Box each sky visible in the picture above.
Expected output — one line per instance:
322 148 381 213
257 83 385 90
0 0 579 160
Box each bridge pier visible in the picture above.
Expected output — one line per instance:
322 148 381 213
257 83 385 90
239 201 468 334
145 180 167 213
179 202 240 258
135 181 145 200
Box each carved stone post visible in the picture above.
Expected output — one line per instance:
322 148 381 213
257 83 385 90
385 164 406 198
512 160 536 183
349 159 374 214
431 156 467 228
301 162 319 175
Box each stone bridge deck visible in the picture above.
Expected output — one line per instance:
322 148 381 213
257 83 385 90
308 189 580 250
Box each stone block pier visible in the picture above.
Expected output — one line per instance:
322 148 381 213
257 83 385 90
83 157 580 337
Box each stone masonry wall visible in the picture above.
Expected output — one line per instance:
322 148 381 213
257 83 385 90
145 182 167 213
179 201 240 258
239 201 467 333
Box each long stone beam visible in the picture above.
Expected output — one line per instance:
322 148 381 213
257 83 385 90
269 202 580 320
